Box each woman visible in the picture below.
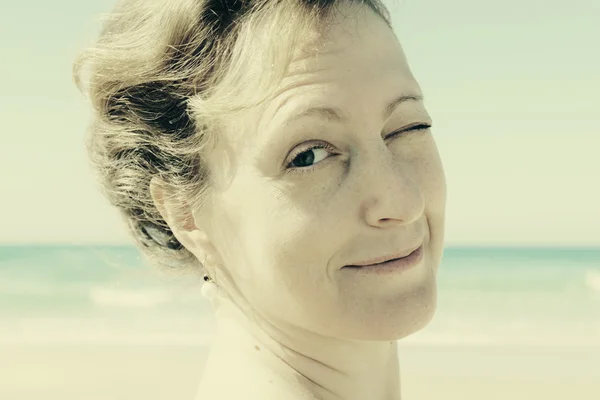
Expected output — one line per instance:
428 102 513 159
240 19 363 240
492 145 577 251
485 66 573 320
73 0 447 399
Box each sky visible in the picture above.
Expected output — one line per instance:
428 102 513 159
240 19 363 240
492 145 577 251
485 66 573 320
1 0 598 247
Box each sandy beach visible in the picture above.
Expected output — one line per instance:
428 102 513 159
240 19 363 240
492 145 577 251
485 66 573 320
3 343 598 400
3 246 598 399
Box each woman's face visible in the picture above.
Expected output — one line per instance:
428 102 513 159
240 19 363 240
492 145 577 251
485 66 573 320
197 7 446 341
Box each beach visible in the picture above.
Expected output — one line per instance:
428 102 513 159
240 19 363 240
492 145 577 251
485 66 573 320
3 343 599 400
2 245 598 399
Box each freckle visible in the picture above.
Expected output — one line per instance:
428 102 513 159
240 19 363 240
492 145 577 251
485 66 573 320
255 345 261 351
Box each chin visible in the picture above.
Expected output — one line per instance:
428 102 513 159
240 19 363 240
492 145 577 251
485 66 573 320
387 267 439 341
395 299 437 341
388 300 437 341
341 282 438 342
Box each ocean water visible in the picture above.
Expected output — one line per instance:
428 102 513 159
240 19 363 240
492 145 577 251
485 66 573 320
1 245 599 347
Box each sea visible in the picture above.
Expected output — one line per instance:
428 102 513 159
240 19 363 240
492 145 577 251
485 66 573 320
1 245 599 347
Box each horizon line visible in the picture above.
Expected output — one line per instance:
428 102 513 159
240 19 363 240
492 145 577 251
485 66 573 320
1 243 598 250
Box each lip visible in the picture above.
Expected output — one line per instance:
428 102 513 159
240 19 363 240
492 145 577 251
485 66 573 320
342 244 424 275
346 243 423 267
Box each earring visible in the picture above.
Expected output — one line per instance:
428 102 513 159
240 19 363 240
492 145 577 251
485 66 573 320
202 254 212 282
201 255 218 301
201 273 218 301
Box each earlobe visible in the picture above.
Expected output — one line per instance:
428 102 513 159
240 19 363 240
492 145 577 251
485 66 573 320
186 229 224 285
187 230 220 263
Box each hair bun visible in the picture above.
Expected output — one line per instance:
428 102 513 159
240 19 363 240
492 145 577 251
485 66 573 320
140 222 183 250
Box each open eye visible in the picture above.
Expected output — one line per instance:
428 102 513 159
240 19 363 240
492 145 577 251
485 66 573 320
286 142 338 173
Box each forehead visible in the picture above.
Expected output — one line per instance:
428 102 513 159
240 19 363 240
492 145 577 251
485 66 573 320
224 7 419 154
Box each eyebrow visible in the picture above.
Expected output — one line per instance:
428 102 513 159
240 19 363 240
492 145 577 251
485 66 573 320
279 93 424 128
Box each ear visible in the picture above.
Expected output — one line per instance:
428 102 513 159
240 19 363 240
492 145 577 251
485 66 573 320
149 177 216 266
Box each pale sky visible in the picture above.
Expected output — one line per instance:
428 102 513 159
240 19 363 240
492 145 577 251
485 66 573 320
1 0 598 246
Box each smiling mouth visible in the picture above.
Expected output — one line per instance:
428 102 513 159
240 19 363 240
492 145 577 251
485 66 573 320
345 243 423 268
342 244 424 271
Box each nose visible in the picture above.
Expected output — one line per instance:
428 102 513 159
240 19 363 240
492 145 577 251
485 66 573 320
357 147 424 228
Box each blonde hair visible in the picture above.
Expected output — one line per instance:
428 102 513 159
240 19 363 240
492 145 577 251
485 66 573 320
72 0 391 273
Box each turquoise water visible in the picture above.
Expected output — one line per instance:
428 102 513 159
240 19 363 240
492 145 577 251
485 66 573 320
1 245 599 346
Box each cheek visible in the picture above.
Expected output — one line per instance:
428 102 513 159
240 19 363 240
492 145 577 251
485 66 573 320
226 180 307 279
247 189 336 296
404 135 446 208
424 143 446 213
421 156 446 208
235 209 327 324
417 141 447 265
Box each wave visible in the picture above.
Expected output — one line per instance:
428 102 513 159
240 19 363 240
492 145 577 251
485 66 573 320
0 316 214 345
584 269 600 293
89 287 175 308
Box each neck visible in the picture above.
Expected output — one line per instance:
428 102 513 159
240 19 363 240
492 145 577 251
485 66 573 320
203 293 402 400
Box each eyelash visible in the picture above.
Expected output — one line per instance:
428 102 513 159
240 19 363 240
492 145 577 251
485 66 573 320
285 123 432 175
